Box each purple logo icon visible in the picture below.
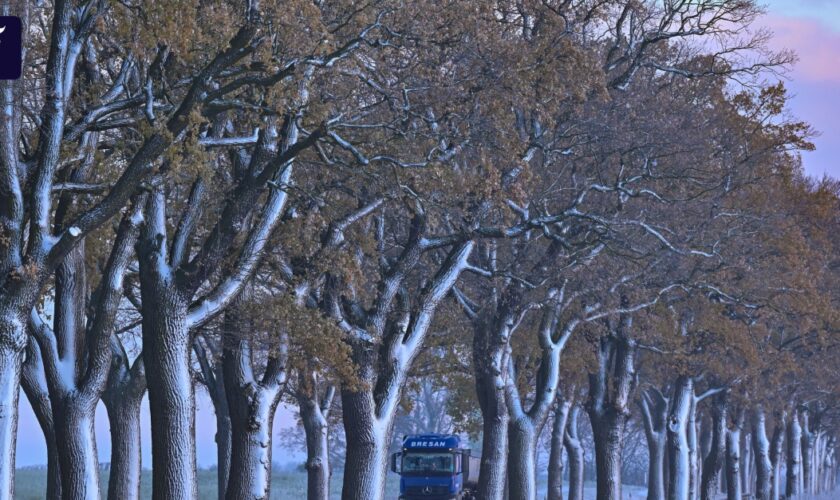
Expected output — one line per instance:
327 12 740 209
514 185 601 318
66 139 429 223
0 16 22 80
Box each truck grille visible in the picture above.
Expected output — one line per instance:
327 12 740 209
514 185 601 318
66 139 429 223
405 485 449 495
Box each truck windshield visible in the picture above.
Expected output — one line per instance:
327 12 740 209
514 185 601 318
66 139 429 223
402 452 454 475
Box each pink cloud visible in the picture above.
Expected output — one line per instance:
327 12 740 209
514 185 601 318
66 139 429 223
760 14 840 84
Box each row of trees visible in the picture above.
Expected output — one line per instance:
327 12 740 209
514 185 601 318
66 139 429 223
1 0 837 499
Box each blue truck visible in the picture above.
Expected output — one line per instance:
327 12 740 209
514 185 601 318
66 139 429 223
390 434 480 500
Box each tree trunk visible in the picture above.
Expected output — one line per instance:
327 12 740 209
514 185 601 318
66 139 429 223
741 431 752 498
700 394 727 500
564 406 585 500
639 387 668 500
299 384 334 500
215 407 232 500
786 410 802 498
548 400 571 500
587 332 635 500
507 417 539 500
688 395 700 500
225 392 279 500
474 320 511 500
105 396 143 500
52 400 101 500
768 413 784 500
340 389 392 500
0 331 24 500
801 410 816 495
140 290 197 500
668 377 693 500
751 408 772 500
22 339 61 500
726 421 742 500
590 409 626 500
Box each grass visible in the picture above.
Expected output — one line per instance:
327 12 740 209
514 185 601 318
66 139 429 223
13 467 400 499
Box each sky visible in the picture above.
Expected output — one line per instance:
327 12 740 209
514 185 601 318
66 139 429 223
13 1 840 469
760 0 840 179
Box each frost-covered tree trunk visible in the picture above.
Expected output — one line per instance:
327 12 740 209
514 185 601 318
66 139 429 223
193 337 231 500
701 394 728 500
474 317 513 500
688 396 699 500
548 399 572 500
752 408 772 500
21 340 60 500
505 292 573 500
507 417 539 500
741 431 752 498
639 387 669 500
298 378 335 500
587 329 636 500
222 326 287 500
768 412 784 500
786 409 803 498
564 406 585 500
339 238 474 500
28 201 142 500
139 279 196 500
725 415 743 500
668 377 693 500
102 339 146 500
801 408 816 495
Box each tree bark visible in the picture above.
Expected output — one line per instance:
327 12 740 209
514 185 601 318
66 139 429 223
768 412 784 500
299 381 335 500
786 409 802 498
53 402 100 500
221 323 287 500
105 396 143 500
751 408 772 500
587 331 636 500
667 377 693 500
725 416 743 500
548 399 572 500
564 406 585 500
700 393 727 500
139 276 196 500
340 388 393 500
0 325 25 500
801 408 816 495
225 392 280 500
21 339 61 500
474 319 512 500
102 334 146 500
507 417 539 500
639 387 668 500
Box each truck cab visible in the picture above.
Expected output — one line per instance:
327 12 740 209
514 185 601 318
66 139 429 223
390 434 479 500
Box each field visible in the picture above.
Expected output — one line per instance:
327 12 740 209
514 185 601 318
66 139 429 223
13 467 653 499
